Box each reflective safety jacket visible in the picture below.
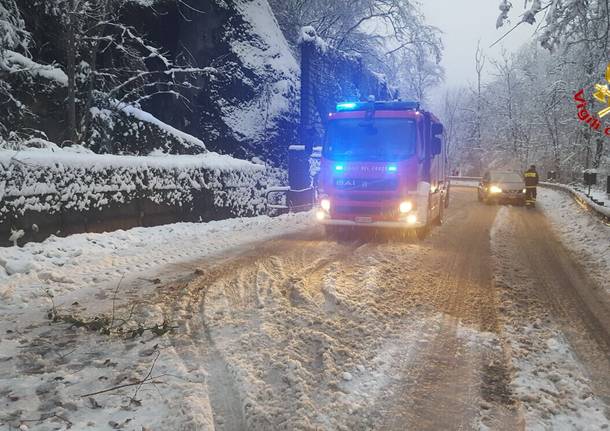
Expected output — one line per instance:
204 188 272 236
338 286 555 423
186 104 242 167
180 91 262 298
524 169 539 187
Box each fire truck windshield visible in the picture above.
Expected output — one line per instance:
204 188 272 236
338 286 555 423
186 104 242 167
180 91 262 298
324 118 416 161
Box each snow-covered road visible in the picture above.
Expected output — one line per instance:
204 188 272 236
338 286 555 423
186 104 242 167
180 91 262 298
1 187 609 430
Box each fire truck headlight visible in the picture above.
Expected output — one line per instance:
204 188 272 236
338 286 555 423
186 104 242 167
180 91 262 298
406 214 417 225
399 201 413 213
320 198 331 211
489 185 503 194
316 210 326 221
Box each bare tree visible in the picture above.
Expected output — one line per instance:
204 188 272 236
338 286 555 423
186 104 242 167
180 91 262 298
393 46 444 105
270 0 442 81
489 49 533 167
474 42 485 155
439 89 461 167
37 0 207 144
0 0 33 142
496 0 609 58
458 42 487 174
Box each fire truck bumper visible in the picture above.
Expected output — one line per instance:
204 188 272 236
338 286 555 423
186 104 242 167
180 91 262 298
318 218 425 229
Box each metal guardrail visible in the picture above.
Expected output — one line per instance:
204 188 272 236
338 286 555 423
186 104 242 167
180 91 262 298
448 176 482 182
448 176 481 188
265 186 315 215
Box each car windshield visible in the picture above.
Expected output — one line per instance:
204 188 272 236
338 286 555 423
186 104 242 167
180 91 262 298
492 172 523 183
324 118 416 161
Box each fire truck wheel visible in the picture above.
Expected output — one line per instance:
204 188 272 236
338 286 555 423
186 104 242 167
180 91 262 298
433 202 444 226
399 228 410 241
324 225 338 237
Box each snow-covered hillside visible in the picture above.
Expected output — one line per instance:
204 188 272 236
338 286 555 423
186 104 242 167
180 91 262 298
1 0 300 164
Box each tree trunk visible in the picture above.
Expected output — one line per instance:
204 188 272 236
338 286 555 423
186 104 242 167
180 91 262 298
66 7 77 144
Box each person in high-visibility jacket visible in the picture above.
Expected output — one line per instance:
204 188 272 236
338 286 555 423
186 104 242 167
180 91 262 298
524 165 539 204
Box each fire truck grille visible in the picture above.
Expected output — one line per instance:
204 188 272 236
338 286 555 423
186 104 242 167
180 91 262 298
333 206 397 216
335 193 400 202
334 178 398 191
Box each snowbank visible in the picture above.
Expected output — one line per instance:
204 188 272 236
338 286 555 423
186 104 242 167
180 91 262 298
0 212 313 430
490 207 609 430
0 212 313 304
541 182 610 219
538 188 610 294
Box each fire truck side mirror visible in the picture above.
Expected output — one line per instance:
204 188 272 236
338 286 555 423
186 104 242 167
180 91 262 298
431 123 444 136
431 137 442 155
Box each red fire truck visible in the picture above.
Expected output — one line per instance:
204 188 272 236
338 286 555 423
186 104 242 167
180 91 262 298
316 100 448 239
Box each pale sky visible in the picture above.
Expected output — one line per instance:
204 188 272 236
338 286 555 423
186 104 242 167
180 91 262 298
420 0 536 107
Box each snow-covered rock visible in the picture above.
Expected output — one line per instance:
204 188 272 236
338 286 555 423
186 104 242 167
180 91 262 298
171 0 300 163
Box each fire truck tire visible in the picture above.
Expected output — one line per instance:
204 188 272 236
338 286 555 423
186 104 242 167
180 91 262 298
324 225 338 237
325 225 353 239
433 201 444 226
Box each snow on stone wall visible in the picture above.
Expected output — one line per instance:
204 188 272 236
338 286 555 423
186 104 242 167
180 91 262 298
0 149 284 226
88 102 209 155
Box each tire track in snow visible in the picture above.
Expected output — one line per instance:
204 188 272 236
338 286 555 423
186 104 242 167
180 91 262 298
493 205 610 426
161 233 368 430
374 187 520 430
153 235 334 431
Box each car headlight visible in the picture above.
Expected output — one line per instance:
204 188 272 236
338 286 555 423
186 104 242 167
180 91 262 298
522 188 527 193
399 201 413 213
316 210 326 221
320 198 331 211
489 185 502 194
406 214 417 224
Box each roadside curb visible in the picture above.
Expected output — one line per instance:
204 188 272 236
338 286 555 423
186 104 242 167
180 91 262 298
540 182 610 224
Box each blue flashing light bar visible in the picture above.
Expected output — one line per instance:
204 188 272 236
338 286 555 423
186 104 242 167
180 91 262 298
387 165 397 172
334 164 344 171
336 102 357 111
335 100 420 112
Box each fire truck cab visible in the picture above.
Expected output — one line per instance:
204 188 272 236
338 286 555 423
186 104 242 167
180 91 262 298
316 100 448 238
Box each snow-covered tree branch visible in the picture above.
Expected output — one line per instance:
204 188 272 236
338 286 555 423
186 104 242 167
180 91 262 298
30 0 206 144
270 0 443 103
